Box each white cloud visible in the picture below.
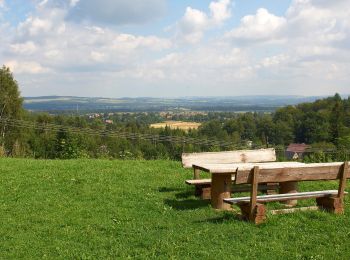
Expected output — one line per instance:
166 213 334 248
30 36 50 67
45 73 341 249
210 0 232 24
116 45 252 84
38 0 49 8
260 54 291 68
113 34 171 52
69 0 79 7
226 8 286 41
1 0 350 97
4 5 171 75
223 0 350 85
174 0 232 44
5 60 49 74
0 0 6 20
90 51 106 62
175 7 209 44
283 0 350 64
10 41 37 55
19 17 52 36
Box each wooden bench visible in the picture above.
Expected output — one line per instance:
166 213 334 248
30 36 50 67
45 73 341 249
182 148 278 199
223 162 349 224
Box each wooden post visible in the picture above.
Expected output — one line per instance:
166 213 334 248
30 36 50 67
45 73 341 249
211 173 231 210
193 167 200 180
249 166 259 220
195 184 211 200
316 197 344 214
315 162 348 214
238 202 266 224
280 181 298 207
338 161 348 199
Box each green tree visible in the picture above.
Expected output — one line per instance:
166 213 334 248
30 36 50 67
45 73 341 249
330 94 344 144
53 129 80 159
0 66 23 154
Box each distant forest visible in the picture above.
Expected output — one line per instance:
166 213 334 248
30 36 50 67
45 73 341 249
1 93 350 162
23 95 324 113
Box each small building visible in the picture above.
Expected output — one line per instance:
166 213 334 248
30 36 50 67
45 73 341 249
246 140 253 148
285 143 311 160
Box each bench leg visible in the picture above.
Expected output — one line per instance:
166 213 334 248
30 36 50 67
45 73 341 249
238 202 267 225
195 185 211 200
211 173 232 210
263 183 279 195
280 181 298 207
316 197 344 214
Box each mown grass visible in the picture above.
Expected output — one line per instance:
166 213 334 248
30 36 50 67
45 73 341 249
1 158 350 259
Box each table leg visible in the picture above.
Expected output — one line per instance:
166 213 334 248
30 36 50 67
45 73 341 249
193 167 200 179
280 181 298 207
211 173 231 210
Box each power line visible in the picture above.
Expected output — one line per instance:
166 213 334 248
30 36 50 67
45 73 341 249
0 117 240 148
2 117 349 154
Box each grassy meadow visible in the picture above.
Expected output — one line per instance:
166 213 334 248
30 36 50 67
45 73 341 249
1 158 350 259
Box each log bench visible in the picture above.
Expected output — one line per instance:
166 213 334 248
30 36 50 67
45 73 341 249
223 162 349 224
182 148 278 199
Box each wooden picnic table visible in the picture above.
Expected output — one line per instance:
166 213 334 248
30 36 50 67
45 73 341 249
193 161 306 210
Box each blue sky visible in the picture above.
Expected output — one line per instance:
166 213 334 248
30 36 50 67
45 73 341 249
0 0 349 97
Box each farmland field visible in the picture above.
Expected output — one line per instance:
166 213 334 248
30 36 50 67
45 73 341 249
1 158 350 259
150 121 201 130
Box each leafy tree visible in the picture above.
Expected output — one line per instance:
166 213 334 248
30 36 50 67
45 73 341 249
239 113 257 141
0 66 23 154
299 112 330 143
330 94 344 144
256 115 274 147
273 121 294 145
53 129 81 159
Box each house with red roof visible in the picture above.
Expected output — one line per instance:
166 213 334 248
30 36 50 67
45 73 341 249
286 143 311 160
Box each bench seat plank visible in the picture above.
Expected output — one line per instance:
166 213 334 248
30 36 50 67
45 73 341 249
185 177 235 185
224 190 348 204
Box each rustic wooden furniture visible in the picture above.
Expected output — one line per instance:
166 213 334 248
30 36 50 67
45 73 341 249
182 149 278 199
224 162 349 224
193 161 305 210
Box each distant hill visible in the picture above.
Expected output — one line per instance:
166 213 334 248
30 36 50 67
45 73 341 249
23 95 337 113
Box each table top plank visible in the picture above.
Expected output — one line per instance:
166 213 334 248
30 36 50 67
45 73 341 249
193 161 307 173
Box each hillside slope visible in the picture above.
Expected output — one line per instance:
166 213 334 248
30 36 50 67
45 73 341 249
1 159 350 258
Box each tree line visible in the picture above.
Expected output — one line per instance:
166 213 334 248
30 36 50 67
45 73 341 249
1 65 350 161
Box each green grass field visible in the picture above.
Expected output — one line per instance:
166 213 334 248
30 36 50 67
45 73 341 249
1 158 350 259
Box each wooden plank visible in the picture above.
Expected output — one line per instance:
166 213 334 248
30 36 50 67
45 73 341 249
185 180 278 192
185 176 235 185
270 206 320 215
185 179 212 185
235 163 350 184
181 148 276 168
338 162 348 199
224 190 345 204
193 162 305 174
249 166 259 220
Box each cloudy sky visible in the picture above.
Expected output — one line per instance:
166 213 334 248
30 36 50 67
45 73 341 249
0 0 349 97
